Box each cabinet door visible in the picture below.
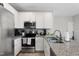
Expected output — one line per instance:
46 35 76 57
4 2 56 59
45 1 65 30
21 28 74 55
44 13 53 28
14 38 21 56
35 37 44 51
44 39 50 56
30 13 36 22
44 39 46 55
35 13 44 28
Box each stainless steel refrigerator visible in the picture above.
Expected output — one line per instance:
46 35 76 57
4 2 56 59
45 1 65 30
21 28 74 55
0 5 14 56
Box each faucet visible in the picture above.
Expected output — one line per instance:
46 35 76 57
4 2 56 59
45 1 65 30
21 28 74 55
53 30 63 43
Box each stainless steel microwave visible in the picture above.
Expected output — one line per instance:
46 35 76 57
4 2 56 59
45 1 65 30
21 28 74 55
24 21 36 29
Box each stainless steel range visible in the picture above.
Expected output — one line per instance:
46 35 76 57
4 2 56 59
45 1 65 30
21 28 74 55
21 21 36 51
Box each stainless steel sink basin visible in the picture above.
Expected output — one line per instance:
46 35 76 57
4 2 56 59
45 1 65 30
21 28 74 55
47 37 64 43
54 41 64 43
49 40 64 43
47 37 57 40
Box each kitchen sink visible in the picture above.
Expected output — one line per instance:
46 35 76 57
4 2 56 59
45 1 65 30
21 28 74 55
47 30 64 43
54 41 64 43
47 37 57 40
47 37 64 43
49 40 64 43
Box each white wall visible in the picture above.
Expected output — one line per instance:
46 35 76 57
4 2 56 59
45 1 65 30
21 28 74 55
53 16 73 38
73 15 79 40
4 3 18 28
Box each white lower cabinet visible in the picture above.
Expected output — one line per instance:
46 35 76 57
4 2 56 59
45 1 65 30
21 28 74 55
35 37 44 51
44 39 50 56
14 37 21 56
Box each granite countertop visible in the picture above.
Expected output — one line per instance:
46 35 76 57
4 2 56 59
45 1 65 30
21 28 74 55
45 37 79 56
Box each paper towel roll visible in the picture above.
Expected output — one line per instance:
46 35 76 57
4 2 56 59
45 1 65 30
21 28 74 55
65 32 70 41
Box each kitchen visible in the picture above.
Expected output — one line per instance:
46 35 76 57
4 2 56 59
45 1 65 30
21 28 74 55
0 3 79 56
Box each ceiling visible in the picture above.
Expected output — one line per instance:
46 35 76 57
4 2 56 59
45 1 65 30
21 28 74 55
10 3 79 16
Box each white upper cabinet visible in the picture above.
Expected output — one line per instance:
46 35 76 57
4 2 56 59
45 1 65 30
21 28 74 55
44 12 53 28
30 13 36 22
35 13 44 28
35 12 53 29
19 12 35 22
18 12 36 28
